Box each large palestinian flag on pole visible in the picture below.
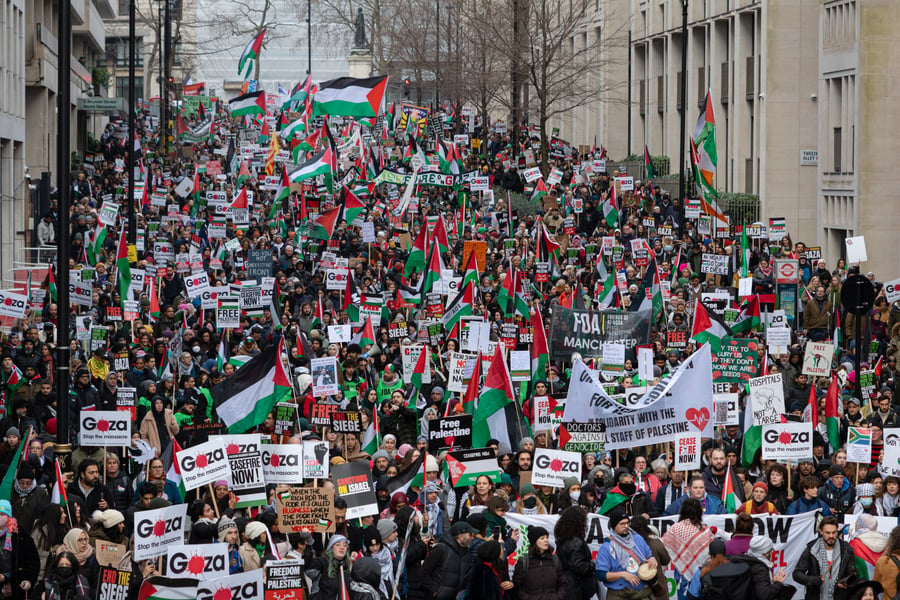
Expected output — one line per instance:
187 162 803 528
313 76 389 118
228 91 266 117
238 30 266 78
289 147 334 192
208 340 292 433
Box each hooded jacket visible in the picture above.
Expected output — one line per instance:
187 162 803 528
420 531 472 600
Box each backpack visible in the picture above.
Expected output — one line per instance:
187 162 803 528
889 555 900 600
700 561 752 600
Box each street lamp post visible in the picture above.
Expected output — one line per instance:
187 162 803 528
127 0 137 245
677 0 688 240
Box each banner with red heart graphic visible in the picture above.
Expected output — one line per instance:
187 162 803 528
563 345 715 450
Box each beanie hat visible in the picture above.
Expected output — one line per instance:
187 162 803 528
372 450 390 463
829 464 845 478
527 526 549 547
218 516 237 542
562 477 580 492
752 482 769 494
749 535 773 556
94 509 125 528
520 483 537 496
244 521 268 541
327 534 350 550
362 525 381 548
607 508 629 528
376 518 397 540
425 454 439 473
709 539 727 556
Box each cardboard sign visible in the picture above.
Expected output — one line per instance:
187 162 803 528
302 440 330 480
426 415 473 454
264 560 305 600
78 411 131 446
802 342 835 377
276 486 336 533
748 374 786 425
675 433 702 471
531 448 583 488
198 570 263 600
462 241 487 272
176 438 232 491
762 421 813 461
261 444 304 484
166 543 228 580
332 461 378 519
217 434 267 508
133 504 187 560
96 541 126 567
846 427 872 464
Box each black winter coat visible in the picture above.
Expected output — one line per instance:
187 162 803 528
793 539 858 600
512 549 567 600
466 561 502 600
420 533 472 600
555 537 597 600
0 528 40 600
402 537 428 600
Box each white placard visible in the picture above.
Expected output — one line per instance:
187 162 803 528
884 278 900 304
166 543 228 580
463 321 490 353
133 504 187 560
766 326 792 349
531 448 583 488
197 570 262 600
523 167 542 183
174 177 194 199
130 269 146 292
845 236 867 264
601 343 625 376
510 350 530 382
361 222 376 243
303 440 330 480
402 345 431 384
846 427 872 464
78 411 132 446
674 433 702 471
883 428 900 477
261 444 304 484
176 438 232 491
802 342 835 377
447 352 476 393
310 357 339 396
738 277 754 297
748 373 786 425
327 324 351 343
762 421 812 461
0 290 28 319
326 268 349 291
184 271 211 299
637 347 655 381
713 393 740 426
97 201 120 226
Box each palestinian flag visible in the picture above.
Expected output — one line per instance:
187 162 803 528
731 295 762 334
238 30 266 78
825 374 841 451
722 464 737 512
236 160 251 186
851 537 881 579
86 224 107 265
692 89 718 195
361 409 380 456
598 489 630 515
497 268 529 319
147 277 160 322
0 429 27 500
417 240 444 298
594 261 616 308
48 267 57 303
383 452 425 497
359 315 376 348
531 308 549 382
690 299 732 350
404 225 429 277
535 219 560 262
603 185 619 228
437 138 461 175
832 309 842 347
313 76 388 118
282 116 311 142
138 577 197 600
289 147 334 192
341 188 366 223
228 91 266 117
462 352 482 415
163 438 187 500
530 179 548 204
410 346 429 403
473 344 531 451
442 280 474 331
431 215 451 254
630 258 664 321
741 392 762 468
50 459 67 506
802 384 818 431
461 250 480 290
3 365 23 394
115 226 131 303
209 341 292 433
644 145 655 179
274 166 291 207
403 134 427 165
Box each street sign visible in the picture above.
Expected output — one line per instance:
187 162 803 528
774 259 799 284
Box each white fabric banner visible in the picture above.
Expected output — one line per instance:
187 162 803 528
506 510 818 599
563 345 715 449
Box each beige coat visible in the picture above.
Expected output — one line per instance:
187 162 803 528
139 409 179 455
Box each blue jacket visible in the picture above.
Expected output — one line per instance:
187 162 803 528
596 533 654 591
786 495 832 516
817 478 854 517
664 493 725 516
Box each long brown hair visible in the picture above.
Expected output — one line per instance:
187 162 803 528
884 526 900 556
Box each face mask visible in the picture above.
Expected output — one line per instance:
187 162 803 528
569 491 581 502
522 497 537 509
861 498 874 507
192 346 201 354
619 482 636 495
594 478 604 488
664 245 673 252
56 567 73 580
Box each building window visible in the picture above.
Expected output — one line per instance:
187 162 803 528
117 76 144 104
833 127 841 173
172 42 183 66
112 38 143 68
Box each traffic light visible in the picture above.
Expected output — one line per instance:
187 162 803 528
403 79 410 98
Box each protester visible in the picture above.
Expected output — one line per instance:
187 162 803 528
794 516 859 600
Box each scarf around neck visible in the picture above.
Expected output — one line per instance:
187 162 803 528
812 537 842 600
609 528 642 573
